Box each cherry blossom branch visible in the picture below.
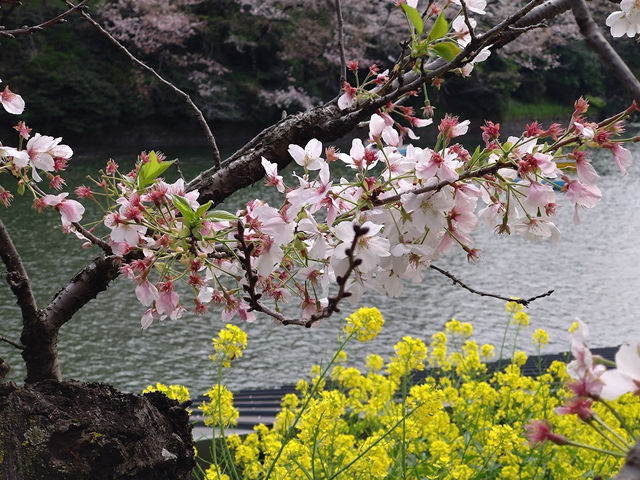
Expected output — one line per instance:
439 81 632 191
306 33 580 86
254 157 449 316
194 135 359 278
71 222 113 254
63 0 223 170
235 221 288 324
30 183 113 254
297 226 366 328
189 0 588 206
235 221 365 328
0 217 38 325
334 0 347 87
429 264 554 307
0 334 24 350
570 0 640 103
373 160 513 207
0 0 88 38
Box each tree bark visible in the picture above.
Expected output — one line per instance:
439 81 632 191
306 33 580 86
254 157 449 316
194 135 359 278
0 380 194 479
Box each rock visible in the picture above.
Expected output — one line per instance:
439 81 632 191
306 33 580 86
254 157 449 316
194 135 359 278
0 380 194 479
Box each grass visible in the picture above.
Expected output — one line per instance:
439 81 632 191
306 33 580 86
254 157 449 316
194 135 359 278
503 99 573 121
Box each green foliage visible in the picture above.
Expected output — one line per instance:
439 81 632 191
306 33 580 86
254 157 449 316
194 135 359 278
503 100 573 121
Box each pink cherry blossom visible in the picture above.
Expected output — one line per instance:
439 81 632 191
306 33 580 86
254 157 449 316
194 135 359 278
565 179 601 209
450 0 486 15
42 193 85 227
611 144 633 175
452 15 476 47
525 420 568 447
0 84 25 115
135 279 159 307
104 212 147 245
261 157 285 192
0 146 29 168
600 342 640 400
337 82 357 110
288 138 326 171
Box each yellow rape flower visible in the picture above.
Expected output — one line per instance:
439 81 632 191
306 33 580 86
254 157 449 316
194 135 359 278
204 465 229 480
511 311 530 326
142 383 191 413
505 299 523 313
481 343 495 360
366 353 384 373
532 328 549 346
199 384 239 428
210 323 247 368
344 306 384 342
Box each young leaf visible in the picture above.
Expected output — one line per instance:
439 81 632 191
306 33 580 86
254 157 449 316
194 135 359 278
431 42 461 62
173 195 196 226
401 4 423 35
195 201 213 219
427 12 448 41
205 210 238 222
138 151 175 189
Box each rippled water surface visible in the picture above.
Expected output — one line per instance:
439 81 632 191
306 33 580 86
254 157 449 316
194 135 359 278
2 132 640 394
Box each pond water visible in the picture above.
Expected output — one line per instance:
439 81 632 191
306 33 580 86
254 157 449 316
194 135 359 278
1 128 640 395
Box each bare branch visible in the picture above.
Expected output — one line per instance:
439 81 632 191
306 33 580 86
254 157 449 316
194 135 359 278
71 222 113 254
429 264 554 307
0 334 24 350
570 0 640 103
334 0 347 87
0 0 88 38
63 0 223 170
0 217 38 325
43 252 141 330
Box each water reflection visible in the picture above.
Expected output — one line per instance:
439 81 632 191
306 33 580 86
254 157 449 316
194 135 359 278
1 139 639 394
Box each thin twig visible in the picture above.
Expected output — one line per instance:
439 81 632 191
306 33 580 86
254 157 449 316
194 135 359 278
373 161 512 206
429 264 554 306
334 0 347 88
63 0 222 170
174 158 186 182
0 334 25 350
459 0 477 44
0 0 88 38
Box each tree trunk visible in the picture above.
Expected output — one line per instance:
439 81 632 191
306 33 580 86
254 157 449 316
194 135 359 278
0 380 194 479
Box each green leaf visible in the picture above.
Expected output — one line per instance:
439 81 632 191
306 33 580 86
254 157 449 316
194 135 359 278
205 210 238 222
17 183 25 195
138 151 175 189
427 12 448 41
401 4 423 35
173 195 196 226
195 200 213 219
431 41 461 61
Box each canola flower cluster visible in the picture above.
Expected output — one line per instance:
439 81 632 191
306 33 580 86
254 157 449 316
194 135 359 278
150 308 640 480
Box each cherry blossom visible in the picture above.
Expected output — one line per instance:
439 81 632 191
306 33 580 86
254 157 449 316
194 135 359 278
288 138 326 171
42 193 85 227
600 342 640 400
0 83 25 115
606 0 640 38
